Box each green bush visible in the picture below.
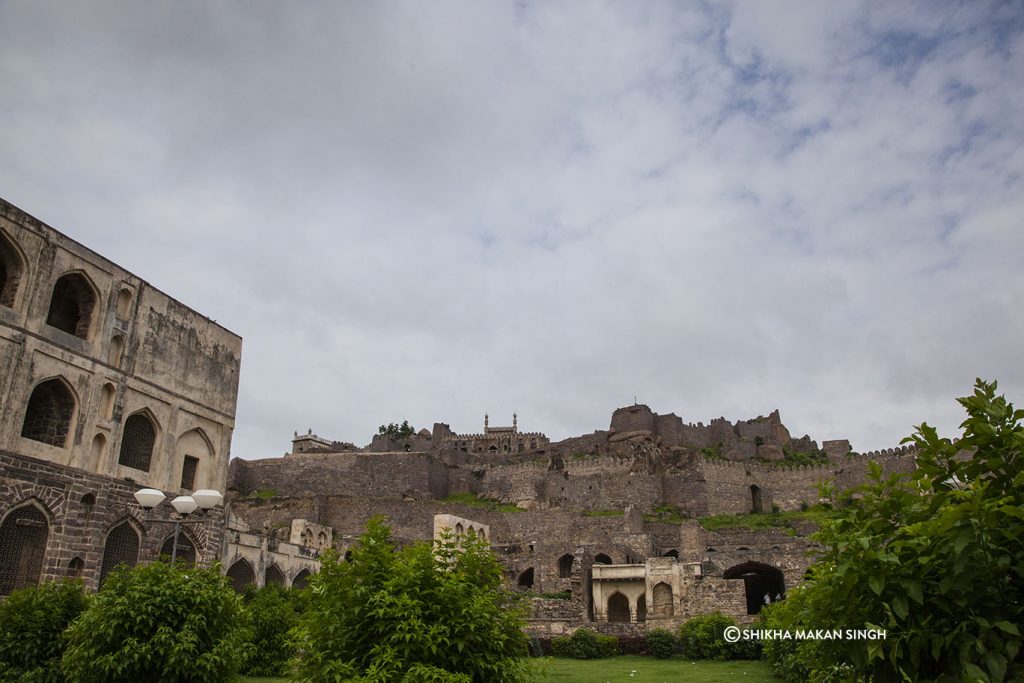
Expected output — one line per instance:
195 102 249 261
679 612 751 661
550 628 619 659
762 379 1024 682
240 584 304 677
645 628 679 659
292 517 529 682
61 561 249 683
0 580 88 683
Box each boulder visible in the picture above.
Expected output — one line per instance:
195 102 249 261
757 444 785 462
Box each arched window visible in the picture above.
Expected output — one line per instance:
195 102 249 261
265 565 286 587
226 559 255 592
46 273 97 339
593 553 612 565
292 568 311 589
0 503 50 596
517 567 534 589
174 429 213 491
318 531 329 549
0 230 26 309
558 553 574 578
455 523 464 536
67 557 85 578
653 582 674 617
100 521 141 586
750 485 763 514
118 412 157 471
21 378 76 447
159 532 196 565
607 592 630 623
724 561 786 615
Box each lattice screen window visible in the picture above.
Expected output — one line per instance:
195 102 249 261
180 456 199 490
118 413 156 471
21 379 75 447
226 560 255 592
0 506 50 596
46 273 96 338
159 533 196 565
99 522 140 586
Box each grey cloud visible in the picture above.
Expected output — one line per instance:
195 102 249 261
1 1 1021 458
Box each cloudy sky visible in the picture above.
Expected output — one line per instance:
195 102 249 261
2 1 1022 458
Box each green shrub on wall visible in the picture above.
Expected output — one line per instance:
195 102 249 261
61 561 249 683
0 580 88 683
550 628 620 659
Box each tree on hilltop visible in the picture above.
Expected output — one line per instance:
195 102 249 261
378 420 415 439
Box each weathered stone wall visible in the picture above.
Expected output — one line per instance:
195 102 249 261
0 198 242 494
228 451 450 499
0 450 224 591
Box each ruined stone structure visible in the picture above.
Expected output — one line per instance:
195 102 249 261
227 403 917 633
0 198 241 594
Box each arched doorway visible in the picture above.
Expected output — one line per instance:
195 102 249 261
607 592 630 623
265 565 286 587
46 272 97 339
21 378 76 447
724 561 785 614
293 569 311 589
750 485 763 513
226 559 255 592
557 553 574 578
636 594 647 622
653 582 674 617
517 567 534 589
0 503 50 596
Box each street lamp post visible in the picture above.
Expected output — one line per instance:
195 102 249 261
133 488 224 562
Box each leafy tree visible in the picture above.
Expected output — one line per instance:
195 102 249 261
292 517 529 682
378 420 416 439
763 379 1024 682
240 584 305 677
0 580 87 683
61 561 249 683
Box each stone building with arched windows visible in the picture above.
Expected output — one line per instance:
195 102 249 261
0 197 242 594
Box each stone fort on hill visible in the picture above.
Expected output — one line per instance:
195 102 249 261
228 405 917 633
0 196 917 636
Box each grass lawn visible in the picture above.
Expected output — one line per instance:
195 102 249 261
240 656 782 682
542 656 781 682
